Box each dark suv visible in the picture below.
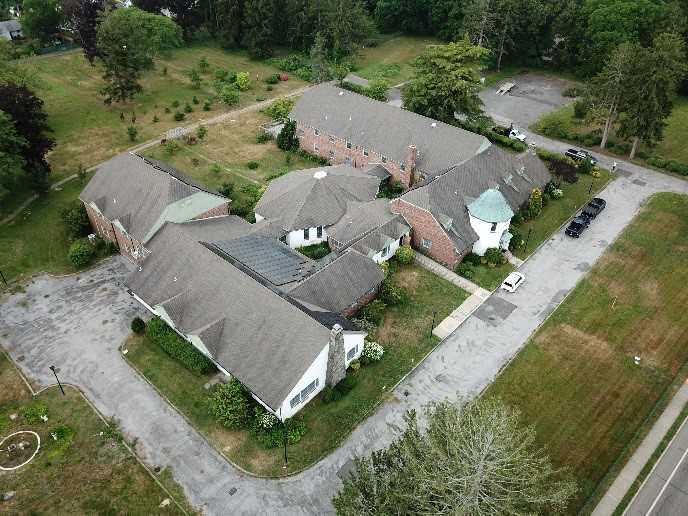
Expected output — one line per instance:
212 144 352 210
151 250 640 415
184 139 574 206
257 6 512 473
565 148 598 165
565 220 586 238
582 197 606 219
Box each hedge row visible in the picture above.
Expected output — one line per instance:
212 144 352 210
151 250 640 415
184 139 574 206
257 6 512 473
647 157 688 176
145 317 214 374
484 130 528 152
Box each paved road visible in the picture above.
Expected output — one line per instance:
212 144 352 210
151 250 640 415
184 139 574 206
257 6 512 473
625 409 688 516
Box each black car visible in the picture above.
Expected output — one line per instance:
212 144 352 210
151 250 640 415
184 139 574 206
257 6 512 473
565 220 586 238
589 197 606 210
582 198 606 219
565 148 598 166
573 215 591 228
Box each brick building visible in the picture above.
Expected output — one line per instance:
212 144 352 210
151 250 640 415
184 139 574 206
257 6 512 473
79 152 230 262
289 84 491 188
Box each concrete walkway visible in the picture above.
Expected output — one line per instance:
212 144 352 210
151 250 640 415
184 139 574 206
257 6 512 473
414 253 485 294
2 135 688 515
593 382 688 516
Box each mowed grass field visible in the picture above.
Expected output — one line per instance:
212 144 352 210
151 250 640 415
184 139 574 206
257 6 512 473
0 352 190 515
126 263 469 476
352 35 439 84
17 43 307 183
487 193 688 514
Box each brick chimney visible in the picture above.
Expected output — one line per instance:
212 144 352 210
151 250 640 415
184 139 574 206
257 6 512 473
325 324 346 387
406 145 417 172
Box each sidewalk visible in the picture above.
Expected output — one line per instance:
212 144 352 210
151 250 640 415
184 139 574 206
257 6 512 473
413 253 492 339
592 381 688 516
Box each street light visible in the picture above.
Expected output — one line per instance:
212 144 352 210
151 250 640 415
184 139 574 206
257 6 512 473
49 365 65 396
430 311 437 338
282 420 289 469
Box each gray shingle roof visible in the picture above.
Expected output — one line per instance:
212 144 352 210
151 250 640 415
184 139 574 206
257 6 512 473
351 218 410 258
288 250 384 314
329 199 404 247
400 147 551 255
255 164 380 231
80 152 227 242
126 221 331 410
290 84 491 177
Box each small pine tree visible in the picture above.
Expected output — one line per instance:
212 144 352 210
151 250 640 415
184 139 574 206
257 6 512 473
276 120 299 151
197 125 207 140
127 125 138 141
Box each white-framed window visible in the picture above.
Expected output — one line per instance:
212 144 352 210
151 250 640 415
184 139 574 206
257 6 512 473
314 128 320 136
422 238 432 249
381 245 390 256
490 222 497 233
347 346 358 361
290 394 300 408
346 141 352 149
317 226 323 238
329 150 335 159
381 156 387 163
304 228 310 240
363 149 369 156
401 163 406 171
314 144 319 152
328 135 335 143
290 378 320 408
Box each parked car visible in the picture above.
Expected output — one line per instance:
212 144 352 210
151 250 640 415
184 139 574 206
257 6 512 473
565 148 598 165
572 215 591 228
501 272 525 293
582 197 606 219
509 126 527 142
565 220 587 238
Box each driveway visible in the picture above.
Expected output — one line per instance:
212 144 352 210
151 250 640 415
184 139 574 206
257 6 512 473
2 143 688 515
479 72 574 129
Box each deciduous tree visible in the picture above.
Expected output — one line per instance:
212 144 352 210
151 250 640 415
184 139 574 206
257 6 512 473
63 0 113 64
0 110 27 202
21 0 63 45
242 0 276 58
333 397 577 515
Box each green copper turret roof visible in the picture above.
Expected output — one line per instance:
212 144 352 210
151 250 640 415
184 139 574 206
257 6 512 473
467 188 514 223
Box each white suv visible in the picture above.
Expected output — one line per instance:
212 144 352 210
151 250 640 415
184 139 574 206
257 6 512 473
501 272 525 293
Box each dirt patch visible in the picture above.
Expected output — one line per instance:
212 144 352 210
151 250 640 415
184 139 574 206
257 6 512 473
393 268 421 294
639 279 662 308
536 324 615 363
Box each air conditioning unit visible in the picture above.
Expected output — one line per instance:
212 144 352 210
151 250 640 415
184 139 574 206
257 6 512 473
87 233 97 244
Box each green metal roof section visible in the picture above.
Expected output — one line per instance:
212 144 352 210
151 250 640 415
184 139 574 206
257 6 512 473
143 192 227 243
467 188 514 223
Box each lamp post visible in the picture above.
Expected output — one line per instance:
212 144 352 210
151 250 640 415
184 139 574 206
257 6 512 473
49 365 65 396
282 420 289 469
0 269 7 288
524 228 533 252
430 311 437 337
588 176 595 196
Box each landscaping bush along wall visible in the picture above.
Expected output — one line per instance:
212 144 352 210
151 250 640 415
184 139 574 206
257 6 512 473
145 317 215 374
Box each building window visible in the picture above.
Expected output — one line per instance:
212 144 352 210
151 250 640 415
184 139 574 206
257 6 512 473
347 346 358 361
329 150 335 159
314 128 320 136
314 144 319 152
346 141 352 149
422 238 432 249
297 129 304 137
399 236 404 245
401 163 406 171
490 222 497 233
363 149 369 156
300 378 319 401
290 394 300 408
381 156 387 163
317 226 323 238
304 228 310 240
381 245 390 256
328 135 335 143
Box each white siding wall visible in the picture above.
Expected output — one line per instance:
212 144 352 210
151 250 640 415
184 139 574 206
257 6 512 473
468 215 511 256
277 345 329 420
344 332 365 365
286 226 329 249
371 232 408 264
255 212 265 222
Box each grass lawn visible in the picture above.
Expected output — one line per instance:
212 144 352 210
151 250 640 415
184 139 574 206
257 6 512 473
513 168 614 259
17 42 307 184
0 351 190 515
125 262 469 476
352 35 439 84
469 261 516 291
485 193 688 514
0 174 95 284
531 97 688 167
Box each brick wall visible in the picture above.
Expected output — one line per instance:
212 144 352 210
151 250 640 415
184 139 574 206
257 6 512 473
296 122 412 187
342 287 380 318
391 199 461 269
192 201 230 220
83 202 143 263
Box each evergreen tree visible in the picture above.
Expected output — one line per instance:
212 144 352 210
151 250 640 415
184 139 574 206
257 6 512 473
242 0 276 58
216 0 243 48
277 120 299 151
310 32 329 83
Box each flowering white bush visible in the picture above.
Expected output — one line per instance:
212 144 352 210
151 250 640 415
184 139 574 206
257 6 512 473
362 341 384 363
551 188 563 199
256 410 278 430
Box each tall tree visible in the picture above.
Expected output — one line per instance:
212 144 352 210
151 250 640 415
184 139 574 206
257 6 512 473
96 7 183 103
242 0 276 58
310 32 329 83
402 39 490 124
21 0 63 45
333 398 577 515
374 0 431 34
0 110 27 202
462 0 495 48
215 0 243 48
63 0 113 64
0 83 55 193
323 0 375 57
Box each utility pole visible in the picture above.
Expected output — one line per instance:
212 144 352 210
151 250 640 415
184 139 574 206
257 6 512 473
49 365 65 396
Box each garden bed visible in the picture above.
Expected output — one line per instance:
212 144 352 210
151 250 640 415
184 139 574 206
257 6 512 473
124 262 468 476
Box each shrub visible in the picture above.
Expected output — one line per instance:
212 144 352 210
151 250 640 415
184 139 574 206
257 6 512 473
395 244 413 265
463 252 482 266
297 242 330 259
647 157 688 176
455 263 474 279
509 227 524 251
162 66 167 75
352 317 377 334
68 239 95 267
164 106 171 114
334 375 358 396
562 86 582 97
208 379 253 429
183 103 193 113
266 85 273 91
235 71 251 91
322 386 342 403
484 130 528 152
377 180 405 199
263 98 294 121
367 78 390 101
199 57 209 72
60 201 90 240
349 359 361 372
146 317 214 373
215 68 228 80
511 211 524 225
361 341 384 364
380 280 407 306
256 131 273 143
573 99 588 119
277 120 300 151
265 73 280 84
190 69 201 89
218 181 233 197
535 114 568 139
254 416 307 448
192 95 199 105
253 405 279 430
126 125 138 142
551 188 563 199
172 100 180 108
173 111 185 121
191 157 200 167
246 160 259 169
219 85 240 105
203 99 212 111
484 248 506 267
164 140 179 155
131 317 146 334
359 299 386 326
197 125 207 140
527 188 543 218
23 402 48 424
